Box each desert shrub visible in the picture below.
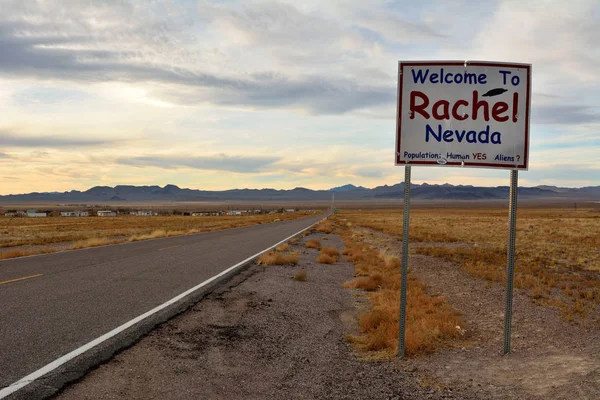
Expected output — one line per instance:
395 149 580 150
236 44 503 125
316 221 334 234
257 251 300 266
305 239 321 249
293 271 307 281
71 238 112 249
276 243 290 252
317 254 337 264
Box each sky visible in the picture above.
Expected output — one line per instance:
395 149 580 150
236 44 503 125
0 0 598 195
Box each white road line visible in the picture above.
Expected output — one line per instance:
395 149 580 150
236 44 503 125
0 216 327 399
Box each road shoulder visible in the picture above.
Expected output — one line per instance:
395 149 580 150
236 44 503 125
54 230 466 400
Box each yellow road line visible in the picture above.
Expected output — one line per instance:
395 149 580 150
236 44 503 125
0 273 44 286
159 245 181 251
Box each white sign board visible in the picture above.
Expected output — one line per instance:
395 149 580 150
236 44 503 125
396 61 531 170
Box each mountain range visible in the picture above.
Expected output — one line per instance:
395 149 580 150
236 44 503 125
0 183 598 203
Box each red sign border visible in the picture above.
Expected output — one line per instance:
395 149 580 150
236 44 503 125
395 61 531 170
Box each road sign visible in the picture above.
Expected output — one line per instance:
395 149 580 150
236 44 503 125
395 60 531 359
396 61 531 170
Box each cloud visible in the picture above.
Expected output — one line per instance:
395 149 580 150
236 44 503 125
532 105 600 125
349 7 448 45
523 163 599 186
0 0 598 193
469 0 600 85
350 166 387 179
11 87 89 106
0 152 11 159
0 131 113 148
0 0 393 114
198 1 350 52
154 74 393 114
115 154 280 173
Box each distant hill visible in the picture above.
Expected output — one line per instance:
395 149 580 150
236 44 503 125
0 183 598 203
329 184 367 192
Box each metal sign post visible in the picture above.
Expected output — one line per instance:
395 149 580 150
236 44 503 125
398 165 411 359
503 169 519 354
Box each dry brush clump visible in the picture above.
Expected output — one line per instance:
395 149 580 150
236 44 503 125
317 254 337 264
337 223 464 357
315 220 334 234
256 250 300 266
276 243 290 252
340 207 600 325
317 246 340 264
293 271 307 281
321 246 339 257
128 230 167 242
71 237 114 249
305 239 321 249
302 229 314 237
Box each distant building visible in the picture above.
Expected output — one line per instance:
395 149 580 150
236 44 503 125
191 211 224 216
27 212 47 217
226 210 243 216
26 209 47 217
130 210 153 216
60 211 89 217
97 210 117 217
285 209 296 213
3 212 17 217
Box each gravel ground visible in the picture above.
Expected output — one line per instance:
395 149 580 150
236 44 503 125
52 227 598 400
53 231 473 400
356 227 600 400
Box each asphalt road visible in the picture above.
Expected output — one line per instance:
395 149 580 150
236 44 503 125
0 213 326 398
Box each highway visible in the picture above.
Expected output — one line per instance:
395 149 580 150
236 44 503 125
0 213 325 399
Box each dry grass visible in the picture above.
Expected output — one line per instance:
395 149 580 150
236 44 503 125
315 220 334 234
321 246 339 257
289 238 298 244
317 246 340 264
0 249 38 259
71 238 113 249
317 253 337 264
305 239 321 249
256 250 300 266
276 243 290 252
293 271 307 281
338 224 465 357
128 230 167 242
0 212 315 260
339 207 600 324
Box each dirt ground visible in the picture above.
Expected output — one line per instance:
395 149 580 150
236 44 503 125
54 231 470 400
53 229 599 400
355 226 600 400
